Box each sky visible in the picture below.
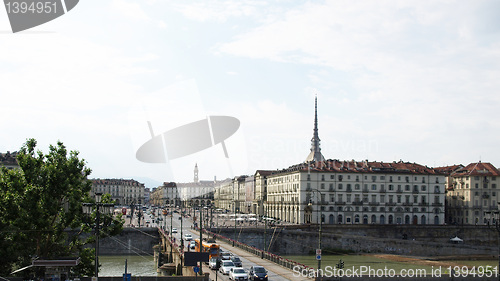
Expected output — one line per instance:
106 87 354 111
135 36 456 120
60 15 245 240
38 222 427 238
1 0 499 188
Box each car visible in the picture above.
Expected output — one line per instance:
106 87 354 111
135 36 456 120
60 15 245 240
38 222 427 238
172 228 177 233
209 257 221 270
231 256 242 267
219 260 235 275
249 266 268 281
189 241 196 250
183 234 193 241
220 251 232 260
229 268 248 280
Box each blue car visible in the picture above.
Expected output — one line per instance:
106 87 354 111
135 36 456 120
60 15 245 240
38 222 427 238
249 266 268 281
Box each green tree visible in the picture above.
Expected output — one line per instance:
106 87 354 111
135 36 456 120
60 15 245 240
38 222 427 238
0 139 123 277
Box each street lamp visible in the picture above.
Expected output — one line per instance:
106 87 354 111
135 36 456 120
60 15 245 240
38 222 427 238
484 209 500 281
308 189 323 276
82 192 114 278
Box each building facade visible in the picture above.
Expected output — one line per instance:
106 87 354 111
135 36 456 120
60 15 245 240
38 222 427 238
445 162 500 225
91 178 145 205
264 159 446 225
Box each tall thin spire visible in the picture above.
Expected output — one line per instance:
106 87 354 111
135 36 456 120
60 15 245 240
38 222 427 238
194 163 199 183
305 96 325 163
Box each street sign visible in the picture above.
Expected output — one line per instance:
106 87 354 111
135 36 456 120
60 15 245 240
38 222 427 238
316 255 321 260
193 266 200 273
316 249 321 255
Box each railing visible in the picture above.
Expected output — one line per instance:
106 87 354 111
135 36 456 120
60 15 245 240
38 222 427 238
158 227 184 259
199 227 314 274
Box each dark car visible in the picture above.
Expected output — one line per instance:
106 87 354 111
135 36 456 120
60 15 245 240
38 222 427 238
231 256 242 267
249 266 268 281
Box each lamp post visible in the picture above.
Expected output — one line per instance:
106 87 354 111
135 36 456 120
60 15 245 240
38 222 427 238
484 209 500 281
82 192 114 278
308 189 323 276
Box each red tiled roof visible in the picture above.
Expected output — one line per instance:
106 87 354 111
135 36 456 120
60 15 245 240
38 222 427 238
452 162 500 177
433 165 464 175
272 159 445 175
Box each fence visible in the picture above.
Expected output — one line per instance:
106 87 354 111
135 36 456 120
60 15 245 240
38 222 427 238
195 227 313 274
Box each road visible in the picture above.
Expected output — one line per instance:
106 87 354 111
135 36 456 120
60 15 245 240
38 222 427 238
123 207 311 281
166 210 311 281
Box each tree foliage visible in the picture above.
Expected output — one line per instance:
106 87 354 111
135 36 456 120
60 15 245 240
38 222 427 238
0 139 123 277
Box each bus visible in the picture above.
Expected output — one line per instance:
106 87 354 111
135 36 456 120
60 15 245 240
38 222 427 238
194 239 220 260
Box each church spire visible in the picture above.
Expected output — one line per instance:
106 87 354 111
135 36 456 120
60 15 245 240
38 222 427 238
305 96 325 163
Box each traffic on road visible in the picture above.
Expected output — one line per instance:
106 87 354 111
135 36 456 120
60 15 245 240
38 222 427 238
140 207 291 281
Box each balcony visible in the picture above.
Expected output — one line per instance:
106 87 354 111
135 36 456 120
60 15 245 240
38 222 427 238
396 189 403 193
369 202 380 206
385 202 396 206
432 203 443 207
379 189 386 193
352 201 363 205
336 201 346 205
362 188 369 193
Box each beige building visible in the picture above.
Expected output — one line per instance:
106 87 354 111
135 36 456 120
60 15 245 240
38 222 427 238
91 178 145 205
445 162 500 225
264 160 446 225
214 176 248 212
150 182 179 207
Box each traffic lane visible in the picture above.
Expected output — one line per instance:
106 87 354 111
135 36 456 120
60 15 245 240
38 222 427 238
217 247 289 281
175 213 290 280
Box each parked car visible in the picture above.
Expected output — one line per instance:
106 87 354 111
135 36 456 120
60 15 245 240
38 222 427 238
249 266 268 281
209 257 221 270
219 260 235 275
183 234 193 241
172 228 177 233
231 256 242 267
229 268 248 280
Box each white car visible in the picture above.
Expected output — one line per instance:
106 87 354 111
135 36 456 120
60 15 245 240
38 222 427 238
189 240 196 250
172 228 177 233
229 268 248 280
184 234 193 241
219 260 235 275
